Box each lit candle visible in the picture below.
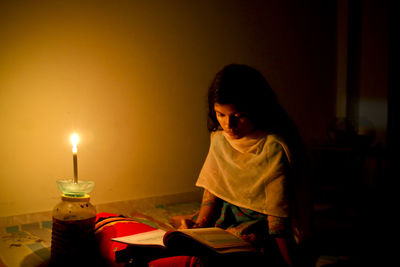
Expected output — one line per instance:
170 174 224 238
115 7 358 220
70 133 79 184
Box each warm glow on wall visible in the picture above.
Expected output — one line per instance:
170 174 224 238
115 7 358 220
0 0 365 217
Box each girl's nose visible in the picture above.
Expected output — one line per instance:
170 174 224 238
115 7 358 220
227 116 237 129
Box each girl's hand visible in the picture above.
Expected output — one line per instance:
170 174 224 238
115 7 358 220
177 190 221 230
179 218 195 229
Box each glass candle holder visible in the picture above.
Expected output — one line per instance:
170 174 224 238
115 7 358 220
56 179 95 197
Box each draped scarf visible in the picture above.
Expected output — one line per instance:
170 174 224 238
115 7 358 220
196 130 291 218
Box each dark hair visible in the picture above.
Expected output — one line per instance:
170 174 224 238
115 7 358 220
207 64 307 162
207 64 287 132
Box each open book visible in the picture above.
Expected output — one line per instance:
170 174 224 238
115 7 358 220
112 227 258 255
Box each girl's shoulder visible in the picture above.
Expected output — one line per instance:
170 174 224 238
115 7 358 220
210 130 224 140
265 133 287 146
264 133 291 161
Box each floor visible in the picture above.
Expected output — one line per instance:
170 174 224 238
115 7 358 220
0 188 370 267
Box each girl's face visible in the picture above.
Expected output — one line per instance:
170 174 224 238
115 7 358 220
214 103 255 139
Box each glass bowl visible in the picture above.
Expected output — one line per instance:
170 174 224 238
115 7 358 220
56 179 95 197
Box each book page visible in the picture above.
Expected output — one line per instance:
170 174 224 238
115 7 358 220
112 229 167 247
178 228 252 249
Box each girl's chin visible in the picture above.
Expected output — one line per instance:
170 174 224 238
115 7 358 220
225 131 243 139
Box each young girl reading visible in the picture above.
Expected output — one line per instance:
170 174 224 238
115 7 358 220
177 64 312 267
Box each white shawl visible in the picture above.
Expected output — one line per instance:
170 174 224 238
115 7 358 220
196 130 291 218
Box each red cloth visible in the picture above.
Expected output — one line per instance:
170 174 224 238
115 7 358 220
149 256 201 267
95 212 201 267
95 212 156 267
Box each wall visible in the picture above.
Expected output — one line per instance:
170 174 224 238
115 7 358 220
0 0 337 217
335 0 388 144
358 0 388 143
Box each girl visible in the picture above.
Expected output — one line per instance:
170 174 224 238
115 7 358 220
179 64 312 267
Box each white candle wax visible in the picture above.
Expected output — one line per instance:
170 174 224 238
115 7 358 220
70 133 79 183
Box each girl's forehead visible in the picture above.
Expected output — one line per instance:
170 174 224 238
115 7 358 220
214 103 241 113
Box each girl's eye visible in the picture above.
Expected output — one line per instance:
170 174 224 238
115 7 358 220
216 112 225 117
235 113 247 118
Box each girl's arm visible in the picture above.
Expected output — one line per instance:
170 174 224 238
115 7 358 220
180 189 221 229
275 236 295 267
268 215 296 266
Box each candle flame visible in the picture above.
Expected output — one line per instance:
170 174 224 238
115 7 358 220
70 133 79 152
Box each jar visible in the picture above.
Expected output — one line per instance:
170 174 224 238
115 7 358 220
50 194 97 266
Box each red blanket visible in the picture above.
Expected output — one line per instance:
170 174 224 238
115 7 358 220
95 212 200 267
95 212 156 266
